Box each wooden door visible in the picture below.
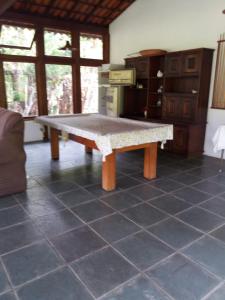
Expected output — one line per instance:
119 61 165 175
165 55 182 76
182 53 201 75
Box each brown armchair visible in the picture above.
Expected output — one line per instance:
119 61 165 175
0 107 26 197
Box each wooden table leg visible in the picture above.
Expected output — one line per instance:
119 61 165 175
50 128 59 160
85 146 93 154
144 142 158 179
102 151 116 191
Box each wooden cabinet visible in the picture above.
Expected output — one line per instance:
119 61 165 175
123 48 214 157
123 55 164 119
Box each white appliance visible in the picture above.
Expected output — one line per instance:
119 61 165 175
109 69 136 85
98 64 124 117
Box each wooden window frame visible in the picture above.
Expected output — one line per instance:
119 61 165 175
0 16 109 119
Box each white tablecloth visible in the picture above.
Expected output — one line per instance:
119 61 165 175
36 114 173 160
213 125 225 152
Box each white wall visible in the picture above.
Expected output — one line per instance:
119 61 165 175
110 0 225 157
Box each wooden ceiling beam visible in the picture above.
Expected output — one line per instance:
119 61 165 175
0 11 109 32
0 0 17 15
12 1 113 21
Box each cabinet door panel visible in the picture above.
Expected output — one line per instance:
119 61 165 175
165 55 182 76
182 53 201 74
180 97 195 121
126 59 136 69
173 126 188 153
162 96 179 119
136 58 149 78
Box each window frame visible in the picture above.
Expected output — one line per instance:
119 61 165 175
0 20 109 119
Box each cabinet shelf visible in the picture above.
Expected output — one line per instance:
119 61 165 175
164 92 198 97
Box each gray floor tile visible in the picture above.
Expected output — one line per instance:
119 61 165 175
2 241 62 286
172 187 211 204
15 186 52 202
0 206 28 229
200 197 225 218
123 203 167 227
205 284 225 300
71 247 138 298
57 188 96 208
183 236 225 278
170 173 202 185
33 209 83 237
101 191 142 211
193 180 225 196
149 178 184 192
187 166 219 179
147 254 218 300
127 184 164 201
0 196 18 211
114 231 173 270
20 196 64 217
17 267 93 300
117 176 142 190
150 194 191 215
209 174 225 186
101 275 170 300
0 262 10 294
0 221 43 255
0 292 17 300
72 200 114 222
85 184 120 197
90 214 140 243
177 207 225 232
211 224 225 243
148 217 202 249
45 180 79 194
51 226 106 262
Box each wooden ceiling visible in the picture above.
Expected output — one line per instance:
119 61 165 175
0 0 136 27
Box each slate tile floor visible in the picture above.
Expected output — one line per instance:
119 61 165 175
1 141 225 300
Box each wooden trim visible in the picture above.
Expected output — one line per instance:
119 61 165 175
72 30 81 113
0 61 7 108
103 32 110 63
79 58 103 66
0 54 37 62
0 1 16 15
69 134 98 149
35 27 48 116
116 143 153 153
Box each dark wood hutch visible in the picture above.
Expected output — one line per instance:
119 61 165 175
123 48 214 157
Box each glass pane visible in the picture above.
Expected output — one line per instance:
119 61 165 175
80 34 103 60
46 64 73 115
44 30 72 57
81 66 98 113
0 25 35 48
3 62 38 117
0 43 36 56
